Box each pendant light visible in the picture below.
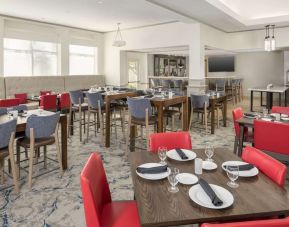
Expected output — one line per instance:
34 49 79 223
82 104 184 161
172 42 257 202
112 23 126 47
264 25 276 51
271 25 276 51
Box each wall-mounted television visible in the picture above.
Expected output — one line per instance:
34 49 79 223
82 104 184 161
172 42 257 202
208 56 235 72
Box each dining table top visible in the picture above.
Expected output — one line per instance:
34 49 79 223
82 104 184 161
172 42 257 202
129 148 289 226
237 116 289 127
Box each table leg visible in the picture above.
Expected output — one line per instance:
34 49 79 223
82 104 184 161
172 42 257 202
105 98 111 147
266 92 273 110
223 96 227 127
238 125 245 156
260 92 263 106
285 90 288 107
70 111 74 136
61 115 68 170
250 91 253 112
129 125 136 152
157 104 164 132
279 93 281 106
182 98 188 131
211 100 215 134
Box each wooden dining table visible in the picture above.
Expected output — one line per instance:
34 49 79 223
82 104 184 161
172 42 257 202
130 148 289 226
0 110 68 169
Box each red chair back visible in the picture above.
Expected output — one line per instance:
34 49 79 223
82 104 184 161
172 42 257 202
242 146 287 188
0 98 20 107
15 93 28 104
202 217 289 227
59 93 70 110
232 107 246 137
80 153 112 227
40 94 57 111
149 131 192 152
40 91 52 96
272 106 289 116
254 119 289 155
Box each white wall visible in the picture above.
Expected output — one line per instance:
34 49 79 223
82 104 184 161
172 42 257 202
0 16 104 76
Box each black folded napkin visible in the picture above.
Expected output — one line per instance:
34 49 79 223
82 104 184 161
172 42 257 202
224 164 255 171
199 178 223 207
175 148 188 160
144 94 153 98
244 112 257 118
136 165 168 174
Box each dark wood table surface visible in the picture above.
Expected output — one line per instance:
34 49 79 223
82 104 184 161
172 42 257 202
130 148 289 226
0 110 68 169
209 95 227 134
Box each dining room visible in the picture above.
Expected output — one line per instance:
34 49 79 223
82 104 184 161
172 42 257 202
1 0 289 227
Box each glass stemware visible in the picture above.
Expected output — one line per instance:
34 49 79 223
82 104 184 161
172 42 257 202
168 167 180 193
263 108 268 118
226 165 239 188
205 143 214 162
158 147 167 165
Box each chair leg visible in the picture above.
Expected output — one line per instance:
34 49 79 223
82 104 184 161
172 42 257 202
28 129 35 189
44 146 47 169
172 114 176 131
55 132 63 176
145 108 149 151
216 108 220 128
87 109 91 142
94 113 97 136
204 108 208 133
233 137 238 154
0 159 4 184
126 114 131 153
8 132 20 193
16 145 20 179
189 108 194 129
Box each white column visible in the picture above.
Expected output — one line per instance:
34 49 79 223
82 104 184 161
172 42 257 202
58 28 69 76
0 18 5 76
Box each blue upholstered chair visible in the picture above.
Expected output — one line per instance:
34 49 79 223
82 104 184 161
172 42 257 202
0 119 19 192
69 90 88 142
0 108 7 115
190 95 210 132
13 105 28 112
126 97 157 151
16 112 63 189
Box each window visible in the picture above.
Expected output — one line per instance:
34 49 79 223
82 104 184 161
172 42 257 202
128 59 139 88
4 38 58 76
69 45 97 75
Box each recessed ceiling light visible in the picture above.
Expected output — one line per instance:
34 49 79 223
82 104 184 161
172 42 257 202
97 1 103 4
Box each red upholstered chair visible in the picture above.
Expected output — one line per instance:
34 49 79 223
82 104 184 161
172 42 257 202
254 119 289 156
149 131 192 153
232 107 253 154
80 153 140 227
202 217 289 227
40 91 52 96
0 98 20 107
242 146 287 188
14 93 27 104
40 94 57 111
59 93 70 111
271 106 289 116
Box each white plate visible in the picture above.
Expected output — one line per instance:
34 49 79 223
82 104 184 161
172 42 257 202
176 173 198 185
261 118 272 122
282 117 289 121
136 163 170 180
167 149 197 162
202 161 217 170
222 161 259 177
270 113 288 118
189 184 234 209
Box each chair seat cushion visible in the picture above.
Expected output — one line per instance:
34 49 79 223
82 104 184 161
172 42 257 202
17 136 55 148
0 147 9 159
101 201 140 227
72 103 88 111
131 116 157 126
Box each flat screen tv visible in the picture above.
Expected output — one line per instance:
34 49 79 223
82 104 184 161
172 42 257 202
208 56 235 72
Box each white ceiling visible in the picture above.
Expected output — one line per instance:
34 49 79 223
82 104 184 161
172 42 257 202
1 0 289 32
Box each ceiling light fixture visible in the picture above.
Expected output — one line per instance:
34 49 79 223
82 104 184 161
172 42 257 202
112 23 126 47
264 25 276 51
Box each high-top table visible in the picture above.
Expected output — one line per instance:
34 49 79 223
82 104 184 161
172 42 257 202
248 86 289 111
0 110 68 169
130 148 289 226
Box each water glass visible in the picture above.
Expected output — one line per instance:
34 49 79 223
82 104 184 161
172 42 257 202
263 108 268 117
194 158 203 175
205 143 214 162
158 147 167 165
167 167 180 193
226 165 239 188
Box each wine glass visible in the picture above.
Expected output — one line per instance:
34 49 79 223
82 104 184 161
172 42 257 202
158 147 167 165
263 108 268 118
205 143 214 162
226 165 239 188
168 167 180 193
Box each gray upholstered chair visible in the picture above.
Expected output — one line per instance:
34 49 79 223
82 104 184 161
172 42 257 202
126 97 157 151
13 105 28 112
173 80 183 91
215 79 226 92
162 79 171 89
16 112 63 189
69 90 88 142
0 108 7 115
0 119 19 192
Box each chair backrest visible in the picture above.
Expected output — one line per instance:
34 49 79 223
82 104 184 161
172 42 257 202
0 98 20 108
40 91 52 96
86 92 104 109
0 108 7 115
59 93 71 109
14 93 27 104
25 112 60 139
190 94 209 109
80 153 112 227
254 119 289 155
242 146 287 188
69 90 84 105
215 79 225 90
127 97 152 119
271 106 289 116
173 80 182 88
232 107 244 137
162 79 171 88
201 216 289 227
231 79 238 87
149 131 192 152
40 94 57 111
0 119 17 149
